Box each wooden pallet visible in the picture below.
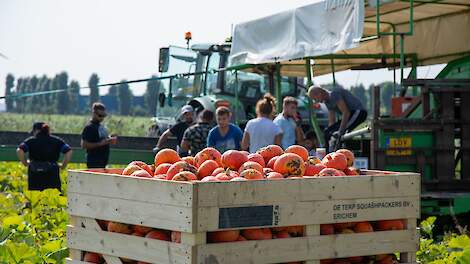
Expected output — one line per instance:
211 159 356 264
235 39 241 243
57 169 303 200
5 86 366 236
67 169 420 264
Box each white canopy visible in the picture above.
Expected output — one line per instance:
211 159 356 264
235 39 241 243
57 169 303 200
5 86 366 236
229 0 365 66
229 0 470 77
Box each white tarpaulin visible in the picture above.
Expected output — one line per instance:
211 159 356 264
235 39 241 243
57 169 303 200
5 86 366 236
229 0 365 66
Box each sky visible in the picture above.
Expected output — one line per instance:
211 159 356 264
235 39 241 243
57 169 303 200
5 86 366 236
0 0 445 107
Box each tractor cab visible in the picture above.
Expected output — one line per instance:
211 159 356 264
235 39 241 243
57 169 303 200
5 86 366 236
156 42 312 130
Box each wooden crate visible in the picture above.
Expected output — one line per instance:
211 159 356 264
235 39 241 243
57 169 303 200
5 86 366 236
66 169 420 264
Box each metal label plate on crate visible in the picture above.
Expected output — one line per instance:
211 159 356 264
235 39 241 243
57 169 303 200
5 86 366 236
386 136 412 156
218 205 280 229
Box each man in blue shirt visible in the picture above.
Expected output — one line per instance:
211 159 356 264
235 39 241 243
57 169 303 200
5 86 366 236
207 106 243 153
274 96 305 149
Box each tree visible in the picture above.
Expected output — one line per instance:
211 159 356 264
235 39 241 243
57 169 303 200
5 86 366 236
28 76 39 113
56 72 69 114
108 85 118 96
320 82 345 91
88 73 100 108
37 75 48 113
69 80 80 114
15 78 21 112
21 77 34 113
350 84 368 109
380 82 395 115
106 85 119 114
117 80 133 115
5 74 15 112
44 78 56 114
144 75 161 116
15 78 26 113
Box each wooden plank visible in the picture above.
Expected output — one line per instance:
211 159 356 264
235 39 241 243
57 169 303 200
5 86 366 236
71 216 123 264
401 218 418 263
196 230 418 263
305 225 320 264
422 86 430 118
373 85 380 120
68 193 194 232
66 259 93 264
371 120 379 169
196 196 420 232
181 232 206 246
424 180 470 192
68 216 84 261
460 92 470 180
68 170 194 207
374 120 442 130
196 174 420 207
402 79 470 86
435 93 455 182
67 225 192 264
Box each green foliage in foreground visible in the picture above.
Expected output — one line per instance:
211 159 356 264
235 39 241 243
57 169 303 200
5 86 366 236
0 162 85 263
418 217 470 264
0 162 470 263
0 113 152 137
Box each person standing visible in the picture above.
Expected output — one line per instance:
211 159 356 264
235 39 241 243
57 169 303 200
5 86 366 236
207 106 243 153
153 105 194 155
308 85 367 151
180 109 215 156
242 94 283 153
274 96 305 149
17 122 72 191
81 103 117 168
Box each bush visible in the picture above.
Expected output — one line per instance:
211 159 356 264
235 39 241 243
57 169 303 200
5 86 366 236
418 216 470 263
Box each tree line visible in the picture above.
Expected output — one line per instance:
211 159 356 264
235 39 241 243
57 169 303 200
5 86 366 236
4 73 163 116
4 72 398 116
323 81 398 115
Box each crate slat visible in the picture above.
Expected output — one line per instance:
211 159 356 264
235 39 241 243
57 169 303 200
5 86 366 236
196 173 419 207
68 170 194 207
196 230 418 263
66 259 93 264
196 196 420 231
68 192 194 232
67 225 192 264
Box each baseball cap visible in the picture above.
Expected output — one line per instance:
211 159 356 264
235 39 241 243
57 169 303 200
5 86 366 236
31 122 45 133
181 105 194 115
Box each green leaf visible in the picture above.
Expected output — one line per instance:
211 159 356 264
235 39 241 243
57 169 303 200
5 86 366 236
2 215 23 229
420 216 437 236
449 235 470 250
0 227 12 245
456 249 470 264
40 239 62 255
46 247 69 263
6 242 39 263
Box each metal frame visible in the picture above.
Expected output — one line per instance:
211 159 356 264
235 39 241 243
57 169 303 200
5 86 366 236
371 79 470 193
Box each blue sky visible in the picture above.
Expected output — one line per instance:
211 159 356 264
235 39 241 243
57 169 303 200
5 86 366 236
0 0 445 104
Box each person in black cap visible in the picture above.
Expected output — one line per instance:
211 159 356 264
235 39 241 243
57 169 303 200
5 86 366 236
16 122 73 191
153 105 194 155
81 103 117 168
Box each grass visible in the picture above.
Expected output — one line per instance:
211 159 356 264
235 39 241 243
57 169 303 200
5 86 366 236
0 113 153 137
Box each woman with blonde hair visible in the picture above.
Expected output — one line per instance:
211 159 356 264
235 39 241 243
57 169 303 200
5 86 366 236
242 94 283 153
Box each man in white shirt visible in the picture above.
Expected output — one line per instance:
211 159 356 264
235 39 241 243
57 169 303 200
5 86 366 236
274 96 305 149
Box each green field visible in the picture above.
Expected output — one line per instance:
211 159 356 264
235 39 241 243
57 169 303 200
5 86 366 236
0 113 153 137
